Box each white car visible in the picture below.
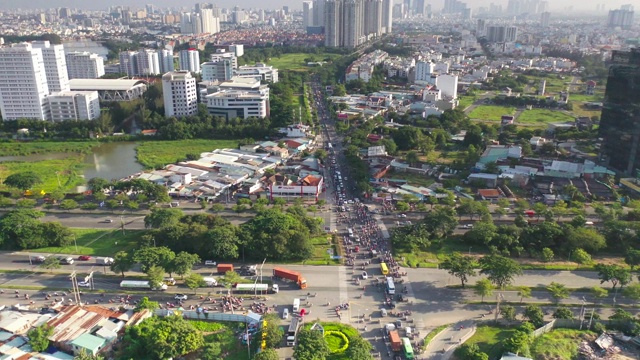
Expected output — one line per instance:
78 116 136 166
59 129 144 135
78 281 91 287
361 271 368 280
174 294 188 301
204 260 217 266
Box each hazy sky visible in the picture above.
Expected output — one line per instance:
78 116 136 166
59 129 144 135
0 0 632 12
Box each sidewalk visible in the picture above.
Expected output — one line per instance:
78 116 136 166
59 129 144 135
423 321 476 360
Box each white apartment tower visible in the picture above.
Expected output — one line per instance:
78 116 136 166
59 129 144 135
179 49 201 74
65 52 105 79
119 51 138 76
137 49 161 75
436 74 458 99
325 0 342 47
364 0 383 37
0 43 50 120
313 0 326 27
303 1 314 27
48 91 101 121
415 61 434 82
343 0 364 48
32 41 70 93
162 71 198 117
158 49 175 73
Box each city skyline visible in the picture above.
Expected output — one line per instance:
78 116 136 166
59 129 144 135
0 0 635 12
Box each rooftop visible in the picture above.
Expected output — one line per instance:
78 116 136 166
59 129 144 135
69 79 148 91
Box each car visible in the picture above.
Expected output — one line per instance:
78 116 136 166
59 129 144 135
104 219 113 223
282 308 289 319
78 255 92 261
174 294 188 301
462 224 473 229
204 260 217 266
32 255 46 263
78 281 91 287
399 214 407 218
361 271 368 279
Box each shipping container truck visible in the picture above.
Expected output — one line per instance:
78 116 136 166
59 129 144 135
119 280 167 291
272 267 307 289
389 330 402 352
217 264 234 274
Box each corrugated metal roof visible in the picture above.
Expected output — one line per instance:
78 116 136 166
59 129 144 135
46 306 109 343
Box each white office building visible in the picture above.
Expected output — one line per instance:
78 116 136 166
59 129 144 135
235 63 279 83
162 71 198 117
32 41 70 93
202 60 233 82
436 74 458 99
65 52 105 79
228 44 244 58
0 43 50 120
210 50 238 69
206 91 269 120
158 49 174 73
179 49 201 74
48 91 101 121
415 61 434 82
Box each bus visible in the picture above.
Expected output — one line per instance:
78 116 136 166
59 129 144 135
380 262 389 275
402 337 414 359
386 277 395 295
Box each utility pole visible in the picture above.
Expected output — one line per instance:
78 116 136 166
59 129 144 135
494 293 504 324
69 271 82 306
579 297 586 330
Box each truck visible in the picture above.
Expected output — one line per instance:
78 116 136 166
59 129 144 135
286 317 301 346
119 280 168 291
272 267 308 289
217 264 234 274
389 330 402 352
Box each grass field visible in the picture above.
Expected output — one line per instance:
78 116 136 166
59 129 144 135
383 169 435 188
29 228 143 256
202 322 251 360
0 141 96 156
569 93 604 102
136 139 239 169
517 109 575 124
572 104 603 119
461 325 517 359
304 235 340 265
531 329 595 360
0 156 85 193
468 105 515 121
457 95 477 110
267 53 343 72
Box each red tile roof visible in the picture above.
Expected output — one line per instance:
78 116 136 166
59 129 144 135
478 189 501 198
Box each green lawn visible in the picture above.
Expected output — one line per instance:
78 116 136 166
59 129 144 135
28 228 143 256
516 109 575 124
457 95 477 110
304 236 339 265
468 105 515 121
531 329 595 360
0 141 96 156
136 139 239 169
0 156 85 193
569 94 603 102
461 325 517 359
202 322 251 360
383 169 435 188
266 53 343 72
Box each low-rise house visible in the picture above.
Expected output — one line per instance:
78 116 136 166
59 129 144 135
468 173 499 187
478 188 503 202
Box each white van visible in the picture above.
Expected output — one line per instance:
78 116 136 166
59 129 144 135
203 277 218 287
282 308 289 319
293 298 300 312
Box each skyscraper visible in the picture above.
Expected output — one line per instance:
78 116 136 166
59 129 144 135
364 0 383 37
137 49 161 75
119 51 138 76
486 26 518 42
32 41 70 93
325 0 389 48
158 49 175 73
0 43 50 120
598 48 640 175
608 7 634 29
540 11 550 27
65 52 105 79
313 0 325 28
303 1 314 28
324 0 342 47
179 49 201 74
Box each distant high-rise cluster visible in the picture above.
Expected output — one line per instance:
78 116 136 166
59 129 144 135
442 0 470 15
323 0 393 48
486 26 519 43
506 0 548 15
181 3 221 35
119 48 175 77
608 5 634 29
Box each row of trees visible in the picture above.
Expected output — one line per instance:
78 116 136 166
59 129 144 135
142 206 323 262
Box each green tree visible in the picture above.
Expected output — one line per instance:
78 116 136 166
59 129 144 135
184 272 206 293
263 313 285 349
120 315 204 360
479 255 523 289
134 297 159 312
74 349 104 360
546 282 570 303
565 227 606 253
540 247 554 262
0 209 45 249
594 264 632 290
503 330 532 357
111 251 134 277
253 349 279 360
552 306 574 319
523 305 545 327
293 329 330 360
200 342 222 360
346 336 374 360
27 324 54 352
622 283 640 301
624 249 640 270
59 199 79 211
4 171 42 191
204 225 241 260
169 251 201 278
133 246 176 273
40 256 60 272
405 151 420 166
440 253 476 288
211 203 225 212
87 177 111 192
500 305 517 322
573 248 592 265
518 286 532 303
144 208 184 229
146 265 165 289
474 278 494 302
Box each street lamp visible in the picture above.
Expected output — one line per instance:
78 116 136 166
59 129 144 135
73 235 78 253
579 297 587 330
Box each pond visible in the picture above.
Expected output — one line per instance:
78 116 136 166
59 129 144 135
0 142 145 185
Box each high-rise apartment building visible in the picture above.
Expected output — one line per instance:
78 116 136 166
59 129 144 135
48 91 101 121
119 51 138 77
343 0 364 48
0 43 50 120
179 49 201 74
325 0 388 48
136 49 161 75
608 7 634 29
324 0 342 47
158 49 175 73
162 71 198 117
364 0 383 37
415 61 434 82
598 49 640 175
32 41 69 93
382 0 393 33
486 26 518 43
65 52 105 79
313 0 326 27
303 1 314 28
540 12 550 27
